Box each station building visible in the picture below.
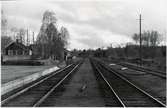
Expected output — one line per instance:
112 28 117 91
2 39 32 61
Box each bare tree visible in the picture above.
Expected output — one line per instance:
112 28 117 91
42 10 57 24
1 10 8 36
46 23 58 58
37 10 58 43
36 10 58 58
10 27 18 41
142 31 150 46
132 33 139 44
150 30 161 46
16 28 26 44
1 36 12 53
46 23 65 60
35 10 70 60
132 30 161 47
60 26 69 48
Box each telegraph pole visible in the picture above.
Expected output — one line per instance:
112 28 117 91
33 32 35 44
139 14 142 66
27 29 29 46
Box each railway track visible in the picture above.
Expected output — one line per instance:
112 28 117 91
90 59 166 107
2 61 82 107
100 59 166 78
117 62 166 79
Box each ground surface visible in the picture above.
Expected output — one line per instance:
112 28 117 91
43 59 104 107
1 65 55 84
2 58 166 106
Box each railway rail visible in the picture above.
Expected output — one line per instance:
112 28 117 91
2 61 82 107
101 59 166 79
90 58 166 107
117 62 166 79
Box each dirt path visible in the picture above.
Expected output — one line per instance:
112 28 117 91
46 59 104 107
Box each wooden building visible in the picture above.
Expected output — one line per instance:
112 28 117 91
3 39 32 61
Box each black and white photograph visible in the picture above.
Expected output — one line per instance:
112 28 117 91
1 0 166 107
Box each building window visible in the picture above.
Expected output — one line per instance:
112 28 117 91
8 50 13 56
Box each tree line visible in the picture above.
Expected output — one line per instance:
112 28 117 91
132 30 162 47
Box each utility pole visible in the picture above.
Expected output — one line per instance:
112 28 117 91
33 32 35 44
27 29 29 46
139 14 142 66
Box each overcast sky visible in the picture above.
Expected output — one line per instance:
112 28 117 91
1 0 167 50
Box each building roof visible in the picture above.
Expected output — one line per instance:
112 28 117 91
4 41 14 49
64 48 71 53
5 41 31 51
